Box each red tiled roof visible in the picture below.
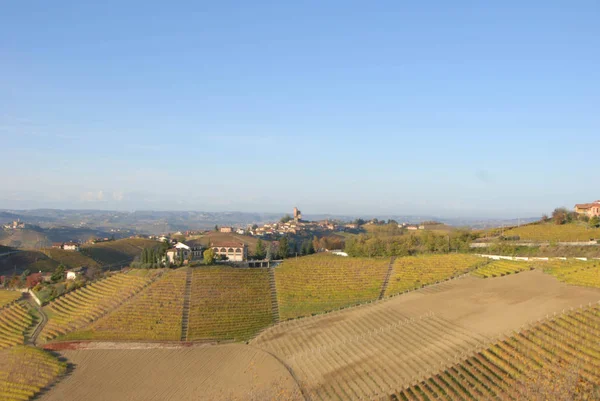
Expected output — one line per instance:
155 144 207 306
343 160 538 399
575 203 600 209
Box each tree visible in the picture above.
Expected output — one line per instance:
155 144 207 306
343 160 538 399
214 225 219 232
278 237 289 259
51 264 66 283
178 251 184 267
280 214 292 223
590 216 600 228
266 243 273 261
252 224 258 230
255 239 265 259
203 248 215 265
552 208 569 225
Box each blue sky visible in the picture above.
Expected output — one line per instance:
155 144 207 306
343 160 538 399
1 1 598 217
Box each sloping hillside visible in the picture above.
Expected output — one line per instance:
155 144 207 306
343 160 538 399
0 228 50 249
41 248 100 269
0 249 58 275
81 238 160 266
502 221 600 242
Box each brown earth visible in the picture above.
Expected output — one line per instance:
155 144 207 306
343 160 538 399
38 270 600 401
252 270 600 400
39 343 302 401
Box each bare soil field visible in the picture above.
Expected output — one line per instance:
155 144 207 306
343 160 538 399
39 343 302 401
253 270 600 400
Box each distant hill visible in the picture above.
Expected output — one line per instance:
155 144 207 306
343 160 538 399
0 227 50 249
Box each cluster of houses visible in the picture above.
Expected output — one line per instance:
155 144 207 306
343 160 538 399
245 207 357 237
2 220 26 230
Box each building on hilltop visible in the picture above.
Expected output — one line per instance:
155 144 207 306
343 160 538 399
575 200 600 217
219 226 233 233
211 242 248 262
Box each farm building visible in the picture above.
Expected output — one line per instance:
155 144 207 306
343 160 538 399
63 242 80 251
575 200 600 217
165 242 203 264
211 242 248 262
66 267 86 280
219 226 233 233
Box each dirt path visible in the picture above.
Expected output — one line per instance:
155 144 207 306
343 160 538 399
23 292 47 346
252 270 600 400
39 343 303 401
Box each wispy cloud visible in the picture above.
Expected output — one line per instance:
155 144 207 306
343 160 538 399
80 190 105 202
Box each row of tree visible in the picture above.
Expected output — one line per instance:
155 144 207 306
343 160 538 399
344 231 476 257
547 207 600 227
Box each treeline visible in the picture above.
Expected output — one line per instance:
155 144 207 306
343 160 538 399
130 241 171 269
254 236 336 260
344 231 476 257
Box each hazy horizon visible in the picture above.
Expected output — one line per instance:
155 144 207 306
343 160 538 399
2 2 598 217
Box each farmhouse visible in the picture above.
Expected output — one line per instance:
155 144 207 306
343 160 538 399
66 267 85 280
219 226 233 233
575 200 600 217
62 242 80 251
165 242 203 264
211 242 248 262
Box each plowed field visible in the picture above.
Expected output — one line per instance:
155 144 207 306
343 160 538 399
39 343 302 401
253 270 600 400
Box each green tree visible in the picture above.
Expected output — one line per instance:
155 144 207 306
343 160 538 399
278 237 289 259
590 216 600 228
214 225 219 232
280 214 292 223
255 239 265 259
51 264 66 283
203 248 215 265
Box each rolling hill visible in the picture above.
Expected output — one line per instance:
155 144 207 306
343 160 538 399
80 238 161 266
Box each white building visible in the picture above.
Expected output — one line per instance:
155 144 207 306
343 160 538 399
166 242 203 264
63 242 80 251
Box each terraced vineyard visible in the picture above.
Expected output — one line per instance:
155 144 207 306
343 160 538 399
391 304 600 401
69 269 187 341
0 291 21 309
540 259 600 289
472 260 533 278
0 302 33 350
503 222 600 242
187 268 273 341
40 270 160 342
275 254 390 320
0 346 66 401
384 254 484 295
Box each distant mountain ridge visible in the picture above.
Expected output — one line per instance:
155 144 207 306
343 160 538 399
1 209 537 234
